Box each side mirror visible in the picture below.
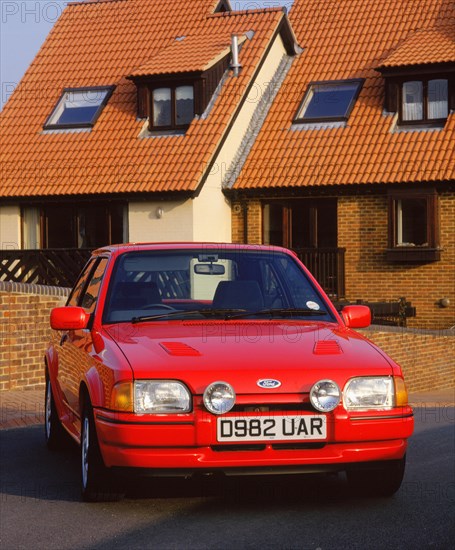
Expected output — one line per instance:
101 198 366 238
341 305 371 329
50 307 90 330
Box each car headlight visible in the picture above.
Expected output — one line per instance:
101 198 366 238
134 381 191 413
344 377 394 410
310 379 341 412
203 381 236 414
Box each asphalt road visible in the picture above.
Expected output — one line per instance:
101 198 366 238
1 400 454 550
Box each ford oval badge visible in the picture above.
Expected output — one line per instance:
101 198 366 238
257 379 281 389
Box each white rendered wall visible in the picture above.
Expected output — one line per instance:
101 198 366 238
128 201 194 243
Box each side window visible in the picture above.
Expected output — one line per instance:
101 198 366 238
80 258 109 314
66 259 96 306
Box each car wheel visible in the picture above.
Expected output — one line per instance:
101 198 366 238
45 378 67 450
347 455 406 497
81 401 125 502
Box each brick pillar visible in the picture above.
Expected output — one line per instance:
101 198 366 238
231 202 244 243
246 200 262 244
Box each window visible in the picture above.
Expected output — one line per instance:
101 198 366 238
294 80 363 122
22 207 41 249
44 87 114 129
387 190 440 262
151 85 194 130
401 78 448 124
380 70 453 127
395 198 427 246
22 202 127 249
67 259 96 306
80 258 108 313
263 199 337 249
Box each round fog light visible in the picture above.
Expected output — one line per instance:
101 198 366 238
203 381 235 415
310 379 341 412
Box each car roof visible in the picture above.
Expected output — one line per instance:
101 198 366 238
93 242 295 256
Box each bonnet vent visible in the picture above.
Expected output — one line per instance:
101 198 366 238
313 340 343 355
160 342 201 356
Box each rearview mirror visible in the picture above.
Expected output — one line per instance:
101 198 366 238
50 307 90 330
194 263 226 275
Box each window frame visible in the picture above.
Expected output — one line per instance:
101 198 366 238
386 188 440 263
398 76 449 126
293 79 364 124
148 83 195 131
43 86 115 130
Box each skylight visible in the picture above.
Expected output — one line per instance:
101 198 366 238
294 80 363 122
44 87 114 129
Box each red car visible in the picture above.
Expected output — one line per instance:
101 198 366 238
45 243 413 501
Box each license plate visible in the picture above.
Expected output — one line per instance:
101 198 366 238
217 415 327 442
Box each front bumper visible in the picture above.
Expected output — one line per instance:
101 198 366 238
94 405 414 471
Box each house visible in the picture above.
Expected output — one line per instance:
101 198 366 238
1 0 454 329
0 0 298 283
227 0 455 329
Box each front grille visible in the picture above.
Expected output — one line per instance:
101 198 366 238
231 403 314 413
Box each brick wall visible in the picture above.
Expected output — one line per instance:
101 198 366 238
339 192 455 330
360 326 455 393
0 283 69 390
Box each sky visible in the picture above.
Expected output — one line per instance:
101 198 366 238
0 0 294 110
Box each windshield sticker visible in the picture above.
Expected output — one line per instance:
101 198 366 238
306 301 320 311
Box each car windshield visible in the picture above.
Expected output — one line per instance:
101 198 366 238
102 248 334 324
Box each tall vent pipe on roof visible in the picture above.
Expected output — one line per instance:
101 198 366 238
231 34 241 77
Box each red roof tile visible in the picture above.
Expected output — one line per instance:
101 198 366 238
129 34 236 77
379 26 455 68
234 0 455 190
0 0 286 198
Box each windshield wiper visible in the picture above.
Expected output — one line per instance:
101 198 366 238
131 308 244 324
224 308 328 320
131 307 328 324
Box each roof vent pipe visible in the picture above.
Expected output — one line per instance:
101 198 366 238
231 34 241 77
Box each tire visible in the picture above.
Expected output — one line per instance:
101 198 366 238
347 455 406 497
45 378 67 450
81 400 125 502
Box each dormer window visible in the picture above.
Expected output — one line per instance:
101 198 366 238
152 85 194 129
378 61 454 129
44 87 114 130
130 59 230 134
401 78 449 124
128 36 234 136
294 80 363 123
